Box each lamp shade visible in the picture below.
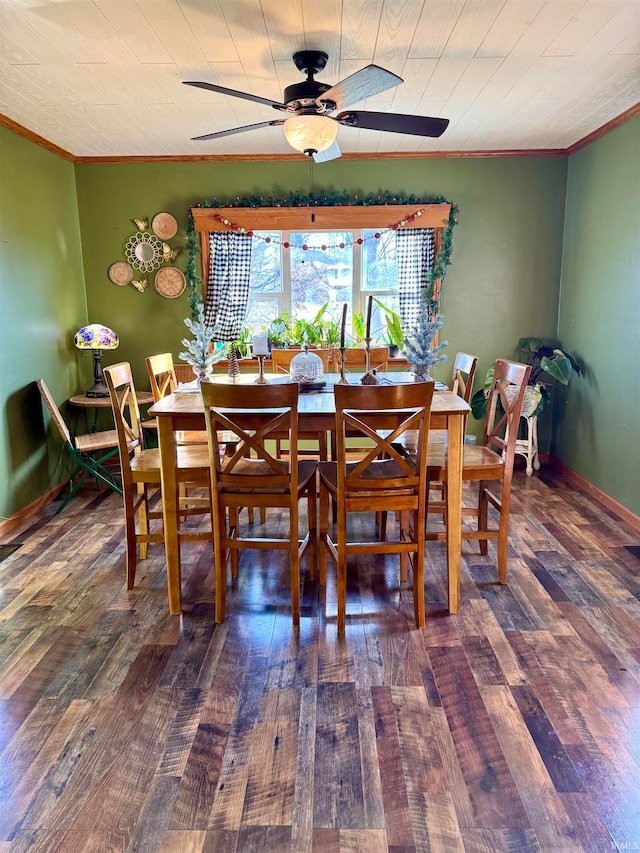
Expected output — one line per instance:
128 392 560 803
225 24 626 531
283 115 338 154
74 324 119 351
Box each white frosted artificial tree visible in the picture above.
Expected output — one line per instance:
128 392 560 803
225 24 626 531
404 310 448 381
179 300 225 381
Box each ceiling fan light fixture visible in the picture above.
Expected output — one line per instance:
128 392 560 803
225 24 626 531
283 115 338 155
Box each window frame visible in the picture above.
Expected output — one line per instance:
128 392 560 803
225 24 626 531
192 204 451 331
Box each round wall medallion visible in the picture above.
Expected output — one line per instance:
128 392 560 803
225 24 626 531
125 232 164 272
108 261 134 286
155 266 186 299
152 212 178 240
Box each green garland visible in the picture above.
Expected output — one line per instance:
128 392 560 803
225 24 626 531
185 190 458 319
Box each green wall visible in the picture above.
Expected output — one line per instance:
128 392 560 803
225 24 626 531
0 126 87 519
75 156 567 407
556 116 640 514
14 118 639 520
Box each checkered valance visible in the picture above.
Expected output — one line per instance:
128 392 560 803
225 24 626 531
396 228 435 330
204 232 253 341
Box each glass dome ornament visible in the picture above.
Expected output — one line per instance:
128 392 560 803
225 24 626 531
289 346 326 391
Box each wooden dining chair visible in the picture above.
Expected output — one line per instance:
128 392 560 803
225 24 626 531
201 381 317 626
270 348 331 460
318 381 434 633
146 353 209 446
37 379 122 513
425 358 531 583
330 346 389 373
425 352 479 511
104 362 211 590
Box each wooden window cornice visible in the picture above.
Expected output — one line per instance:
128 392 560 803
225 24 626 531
192 204 451 297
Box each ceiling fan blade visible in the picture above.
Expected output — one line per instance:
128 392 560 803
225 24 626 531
183 81 287 111
337 111 449 138
312 140 342 163
319 65 402 110
191 120 285 142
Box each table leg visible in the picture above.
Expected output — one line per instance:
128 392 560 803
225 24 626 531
445 413 463 613
158 417 182 614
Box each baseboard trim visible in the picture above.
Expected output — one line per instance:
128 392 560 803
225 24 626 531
0 484 61 539
549 456 640 531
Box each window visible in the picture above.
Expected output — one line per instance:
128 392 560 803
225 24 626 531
245 230 399 343
192 203 451 344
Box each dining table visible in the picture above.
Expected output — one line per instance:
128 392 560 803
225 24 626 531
149 372 470 618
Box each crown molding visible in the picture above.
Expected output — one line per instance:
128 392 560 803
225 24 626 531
1 104 638 165
565 102 640 154
73 148 566 164
0 114 75 162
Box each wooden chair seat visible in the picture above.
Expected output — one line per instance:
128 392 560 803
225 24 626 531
219 458 317 494
426 443 506 479
129 444 211 479
319 458 416 491
176 429 208 445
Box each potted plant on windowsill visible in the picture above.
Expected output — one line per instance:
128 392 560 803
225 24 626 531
290 302 341 348
374 299 404 357
264 312 292 349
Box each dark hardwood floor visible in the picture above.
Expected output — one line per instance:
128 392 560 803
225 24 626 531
0 469 639 852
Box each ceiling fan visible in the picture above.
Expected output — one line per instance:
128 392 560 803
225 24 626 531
184 50 449 162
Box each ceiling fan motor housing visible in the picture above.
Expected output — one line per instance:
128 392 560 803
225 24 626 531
285 50 334 111
283 80 332 111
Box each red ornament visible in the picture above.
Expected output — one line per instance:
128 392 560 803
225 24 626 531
302 244 308 251
231 223 238 231
391 223 398 230
265 236 271 243
356 238 363 245
407 215 414 222
339 243 345 249
374 232 381 239
214 214 221 221
248 231 254 237
321 245 327 251
283 241 290 249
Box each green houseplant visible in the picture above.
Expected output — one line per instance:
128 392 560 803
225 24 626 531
290 302 341 347
374 299 404 355
471 338 581 420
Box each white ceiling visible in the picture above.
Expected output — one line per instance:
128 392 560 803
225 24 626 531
1 0 638 159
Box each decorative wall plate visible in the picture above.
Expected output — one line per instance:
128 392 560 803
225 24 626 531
108 261 134 286
155 266 186 299
152 212 178 240
125 232 164 272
